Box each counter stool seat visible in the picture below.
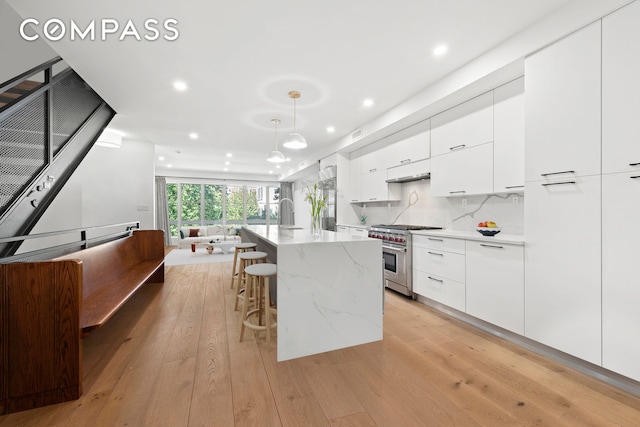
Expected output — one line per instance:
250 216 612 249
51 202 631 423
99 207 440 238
240 263 277 347
230 243 257 290
234 251 267 311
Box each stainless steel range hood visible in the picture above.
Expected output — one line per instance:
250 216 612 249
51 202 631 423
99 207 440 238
385 159 431 183
386 172 430 183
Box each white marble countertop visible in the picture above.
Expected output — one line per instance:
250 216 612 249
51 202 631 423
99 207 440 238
242 225 370 246
411 229 525 246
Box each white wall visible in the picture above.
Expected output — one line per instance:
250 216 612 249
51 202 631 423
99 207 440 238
18 138 155 252
0 0 57 83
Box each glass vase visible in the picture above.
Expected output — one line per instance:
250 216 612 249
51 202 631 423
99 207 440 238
311 213 322 237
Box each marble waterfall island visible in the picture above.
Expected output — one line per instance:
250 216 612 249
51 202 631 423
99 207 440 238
242 225 383 361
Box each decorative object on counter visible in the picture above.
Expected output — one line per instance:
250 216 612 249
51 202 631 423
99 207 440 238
305 182 327 236
360 214 367 225
477 221 501 236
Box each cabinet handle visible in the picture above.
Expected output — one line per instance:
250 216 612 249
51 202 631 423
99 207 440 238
369 168 377 173
629 162 640 166
428 251 444 256
369 198 377 200
540 170 575 177
449 144 466 151
541 181 576 187
400 159 411 164
428 276 444 283
631 175 640 179
449 190 466 194
427 238 443 242
480 244 504 249
504 185 524 189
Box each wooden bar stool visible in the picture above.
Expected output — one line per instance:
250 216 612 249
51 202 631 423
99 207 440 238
234 251 267 311
239 263 277 346
230 242 257 290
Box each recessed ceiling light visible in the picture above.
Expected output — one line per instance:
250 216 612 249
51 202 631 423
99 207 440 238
269 170 273 174
226 153 232 157
286 157 291 162
173 81 188 91
189 132 198 139
363 99 374 107
327 126 335 133
433 45 448 56
167 164 172 168
158 156 165 161
276 165 281 169
224 161 230 166
224 168 228 172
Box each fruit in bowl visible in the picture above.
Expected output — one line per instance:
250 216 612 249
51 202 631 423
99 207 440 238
477 221 501 236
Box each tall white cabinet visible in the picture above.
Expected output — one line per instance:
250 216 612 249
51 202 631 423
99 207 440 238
601 1 640 382
524 21 602 365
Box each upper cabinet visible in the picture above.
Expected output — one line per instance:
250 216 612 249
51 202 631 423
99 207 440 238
431 92 493 157
348 156 362 203
431 143 493 196
494 78 525 191
386 127 430 168
360 169 401 202
525 21 601 181
602 0 640 175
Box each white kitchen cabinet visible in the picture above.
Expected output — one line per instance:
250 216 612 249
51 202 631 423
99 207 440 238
466 241 524 335
386 128 430 168
431 91 493 157
524 175 601 365
387 159 430 182
603 1 640 175
360 147 390 173
602 172 640 381
525 21 601 182
431 142 493 197
360 169 401 202
350 226 368 237
493 77 525 192
348 156 361 203
336 225 350 235
413 235 466 311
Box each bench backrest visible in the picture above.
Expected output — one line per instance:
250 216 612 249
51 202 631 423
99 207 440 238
55 229 164 299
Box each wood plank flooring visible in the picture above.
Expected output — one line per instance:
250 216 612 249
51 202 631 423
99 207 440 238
2 258 640 426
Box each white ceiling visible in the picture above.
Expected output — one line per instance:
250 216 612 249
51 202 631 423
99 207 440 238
7 0 575 180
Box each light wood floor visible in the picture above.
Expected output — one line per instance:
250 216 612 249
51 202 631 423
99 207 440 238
2 260 640 426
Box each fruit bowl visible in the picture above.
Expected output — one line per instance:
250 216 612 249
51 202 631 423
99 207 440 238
477 227 501 236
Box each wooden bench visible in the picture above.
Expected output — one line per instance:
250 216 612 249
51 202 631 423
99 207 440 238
0 229 164 414
55 229 165 333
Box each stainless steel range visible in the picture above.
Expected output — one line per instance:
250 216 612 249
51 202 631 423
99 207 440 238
368 224 442 297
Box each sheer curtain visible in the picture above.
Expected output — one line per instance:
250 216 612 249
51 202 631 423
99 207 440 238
279 182 294 225
155 176 172 246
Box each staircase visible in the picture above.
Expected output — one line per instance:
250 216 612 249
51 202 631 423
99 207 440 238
0 57 116 257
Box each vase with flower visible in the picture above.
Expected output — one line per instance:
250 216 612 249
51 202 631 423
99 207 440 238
305 183 327 236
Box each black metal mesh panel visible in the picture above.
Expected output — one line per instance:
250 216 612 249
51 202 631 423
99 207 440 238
0 93 47 217
51 72 103 156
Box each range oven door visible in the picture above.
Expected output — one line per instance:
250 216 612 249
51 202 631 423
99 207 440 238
382 243 407 288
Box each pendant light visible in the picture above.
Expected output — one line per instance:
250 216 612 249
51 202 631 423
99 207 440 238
283 90 308 149
267 118 286 163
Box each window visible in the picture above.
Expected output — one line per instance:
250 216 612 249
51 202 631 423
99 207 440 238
165 181 280 236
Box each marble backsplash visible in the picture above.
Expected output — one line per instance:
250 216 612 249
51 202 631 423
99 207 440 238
354 180 524 235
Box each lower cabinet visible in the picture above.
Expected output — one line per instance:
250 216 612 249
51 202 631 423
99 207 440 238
350 226 368 237
602 172 640 381
336 225 350 234
413 235 466 312
466 241 524 334
524 175 602 365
